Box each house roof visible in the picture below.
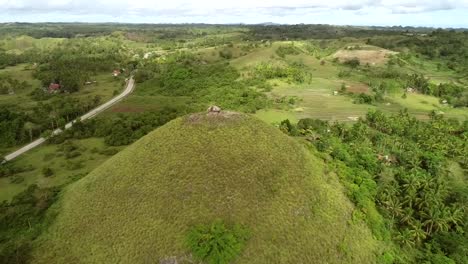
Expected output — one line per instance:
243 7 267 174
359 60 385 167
49 83 61 90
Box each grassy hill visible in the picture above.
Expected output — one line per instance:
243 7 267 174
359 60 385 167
32 111 378 263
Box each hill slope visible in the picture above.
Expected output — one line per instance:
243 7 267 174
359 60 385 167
33 112 378 263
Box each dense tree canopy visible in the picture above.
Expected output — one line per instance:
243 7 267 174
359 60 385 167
283 110 467 263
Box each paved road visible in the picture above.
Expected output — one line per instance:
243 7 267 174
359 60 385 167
3 77 135 162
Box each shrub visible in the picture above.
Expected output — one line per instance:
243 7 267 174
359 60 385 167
65 151 81 159
280 119 299 136
99 148 119 156
219 49 233 59
337 70 351 78
42 167 54 177
344 57 360 68
65 161 84 171
340 83 347 93
354 93 374 104
186 220 249 264
276 45 301 58
9 175 25 184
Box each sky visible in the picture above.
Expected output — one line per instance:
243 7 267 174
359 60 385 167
1 0 468 28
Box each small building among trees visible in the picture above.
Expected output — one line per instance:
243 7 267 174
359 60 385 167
48 83 61 93
113 70 121 77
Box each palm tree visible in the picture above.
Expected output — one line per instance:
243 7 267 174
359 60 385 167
422 207 439 235
23 121 37 142
409 221 427 245
48 110 59 130
400 207 415 225
414 191 435 211
422 206 449 236
436 207 451 233
443 207 464 229
402 177 420 195
396 229 416 248
402 189 418 209
383 197 403 221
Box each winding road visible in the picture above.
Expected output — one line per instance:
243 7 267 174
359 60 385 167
2 77 135 163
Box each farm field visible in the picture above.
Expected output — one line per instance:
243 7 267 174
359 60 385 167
230 41 467 124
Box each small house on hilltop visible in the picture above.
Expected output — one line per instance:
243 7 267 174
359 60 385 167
207 105 222 113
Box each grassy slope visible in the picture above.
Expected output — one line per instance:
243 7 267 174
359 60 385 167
331 44 397 65
0 35 64 54
33 113 378 264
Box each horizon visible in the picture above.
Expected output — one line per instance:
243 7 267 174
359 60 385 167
1 21 467 31
1 1 468 28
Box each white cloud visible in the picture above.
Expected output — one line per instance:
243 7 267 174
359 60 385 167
0 0 467 26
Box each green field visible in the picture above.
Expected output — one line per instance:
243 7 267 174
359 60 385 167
0 137 123 201
229 40 467 123
0 64 41 109
0 65 125 111
0 35 64 54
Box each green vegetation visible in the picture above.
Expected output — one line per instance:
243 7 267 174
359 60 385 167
31 113 378 263
344 57 361 68
275 44 302 58
281 110 467 263
187 220 250 264
0 185 60 264
0 137 124 202
0 23 467 264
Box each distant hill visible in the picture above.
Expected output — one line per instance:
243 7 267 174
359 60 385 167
257 22 283 26
33 111 378 263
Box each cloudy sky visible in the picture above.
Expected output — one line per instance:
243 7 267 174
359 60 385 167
1 0 468 27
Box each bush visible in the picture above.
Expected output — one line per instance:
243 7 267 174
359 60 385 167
134 69 154 83
354 93 374 104
279 119 299 136
219 49 233 59
42 167 54 177
337 70 351 78
186 220 249 264
65 151 81 159
344 57 360 68
275 45 301 58
99 148 119 156
9 175 25 184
